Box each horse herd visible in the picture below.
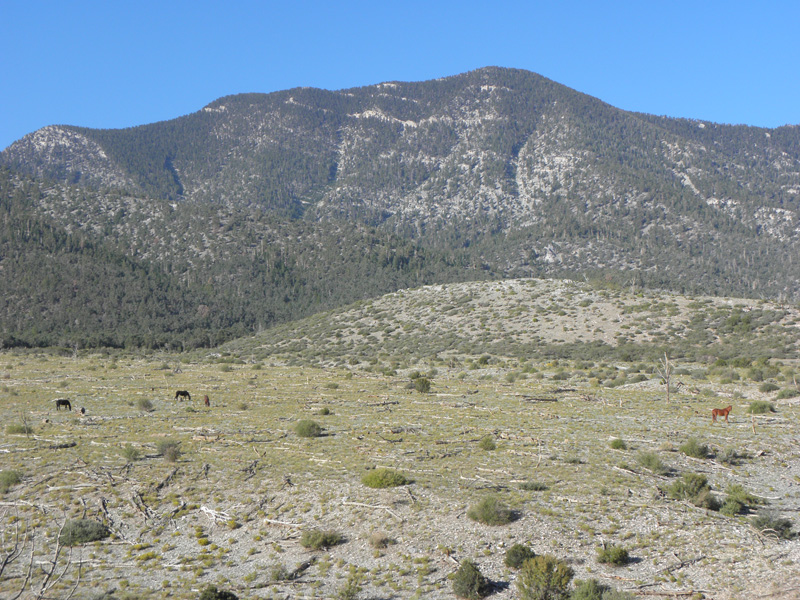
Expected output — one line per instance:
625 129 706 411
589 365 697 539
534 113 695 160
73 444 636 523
53 391 210 412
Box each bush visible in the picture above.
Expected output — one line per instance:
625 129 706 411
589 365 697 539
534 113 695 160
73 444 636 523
136 398 154 412
776 388 799 399
666 473 719 509
0 470 22 494
751 510 794 539
679 437 710 459
519 481 548 492
361 468 411 488
467 495 516 526
60 519 110 545
156 440 181 462
748 400 776 414
452 559 491 599
717 447 746 466
6 424 34 435
636 451 668 476
759 382 780 393
413 377 431 393
478 436 496 451
505 543 536 568
121 445 140 462
609 439 627 450
571 579 634 600
368 531 395 549
300 529 343 550
199 585 238 600
295 419 323 438
516 554 573 600
596 544 629 566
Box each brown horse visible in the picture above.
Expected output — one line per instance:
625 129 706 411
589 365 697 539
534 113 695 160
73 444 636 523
175 390 191 401
203 395 210 407
54 398 72 411
711 405 732 423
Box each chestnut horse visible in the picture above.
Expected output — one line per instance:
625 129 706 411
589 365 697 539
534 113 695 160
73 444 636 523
711 405 732 423
203 395 210 407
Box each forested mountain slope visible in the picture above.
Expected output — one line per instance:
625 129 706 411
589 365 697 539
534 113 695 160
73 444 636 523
1 67 799 348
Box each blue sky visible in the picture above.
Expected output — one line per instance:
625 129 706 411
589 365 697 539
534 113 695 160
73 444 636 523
2 1 799 150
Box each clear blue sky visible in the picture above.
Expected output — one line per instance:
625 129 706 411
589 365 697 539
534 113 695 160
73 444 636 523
2 0 799 150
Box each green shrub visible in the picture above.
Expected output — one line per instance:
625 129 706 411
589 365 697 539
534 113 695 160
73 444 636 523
759 382 780 393
0 470 22 494
452 559 491 599
596 544 629 566
519 481 548 492
300 529 343 550
6 424 34 435
294 420 323 438
478 436 496 451
609 439 627 450
60 519 110 545
776 388 799 399
635 451 668 476
504 543 536 568
367 531 395 549
467 495 516 526
666 473 719 509
679 437 710 459
361 468 411 488
137 398 154 412
156 440 181 462
516 554 573 600
751 510 794 539
717 447 746 466
720 498 745 517
121 445 140 462
748 400 776 414
413 377 432 393
199 585 238 600
570 579 634 600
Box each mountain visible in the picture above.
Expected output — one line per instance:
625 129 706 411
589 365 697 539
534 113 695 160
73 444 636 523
1 67 800 349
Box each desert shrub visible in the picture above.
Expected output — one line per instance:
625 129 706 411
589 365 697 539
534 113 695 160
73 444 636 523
136 398 154 412
294 419 323 438
726 483 763 508
717 447 746 466
516 554 574 600
199 585 238 600
478 435 496 451
0 470 22 494
751 510 794 539
156 440 181 462
368 531 395 549
748 400 776 414
519 481 548 492
776 388 799 399
679 437 710 459
300 529 343 550
60 519 110 546
318 407 331 415
596 544 629 566
413 377 431 393
452 559 491 599
570 579 633 600
609 439 627 450
505 543 536 568
6 424 34 435
121 445 140 462
666 473 719 509
720 498 745 517
467 495 516 526
636 451 668 475
759 382 780 393
361 468 411 488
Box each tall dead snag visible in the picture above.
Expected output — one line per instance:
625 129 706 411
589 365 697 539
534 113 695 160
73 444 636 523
656 353 672 403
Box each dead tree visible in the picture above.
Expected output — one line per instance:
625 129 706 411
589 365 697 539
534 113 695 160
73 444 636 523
656 352 673 403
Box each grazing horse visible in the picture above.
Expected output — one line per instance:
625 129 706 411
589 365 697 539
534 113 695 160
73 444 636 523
175 390 191 401
203 395 210 407
55 398 72 411
711 405 732 423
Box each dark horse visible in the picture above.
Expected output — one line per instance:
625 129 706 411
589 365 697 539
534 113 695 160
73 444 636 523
175 390 191 401
55 398 72 411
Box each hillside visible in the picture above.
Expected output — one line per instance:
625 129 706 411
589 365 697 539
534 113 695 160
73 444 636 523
2 67 800 348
